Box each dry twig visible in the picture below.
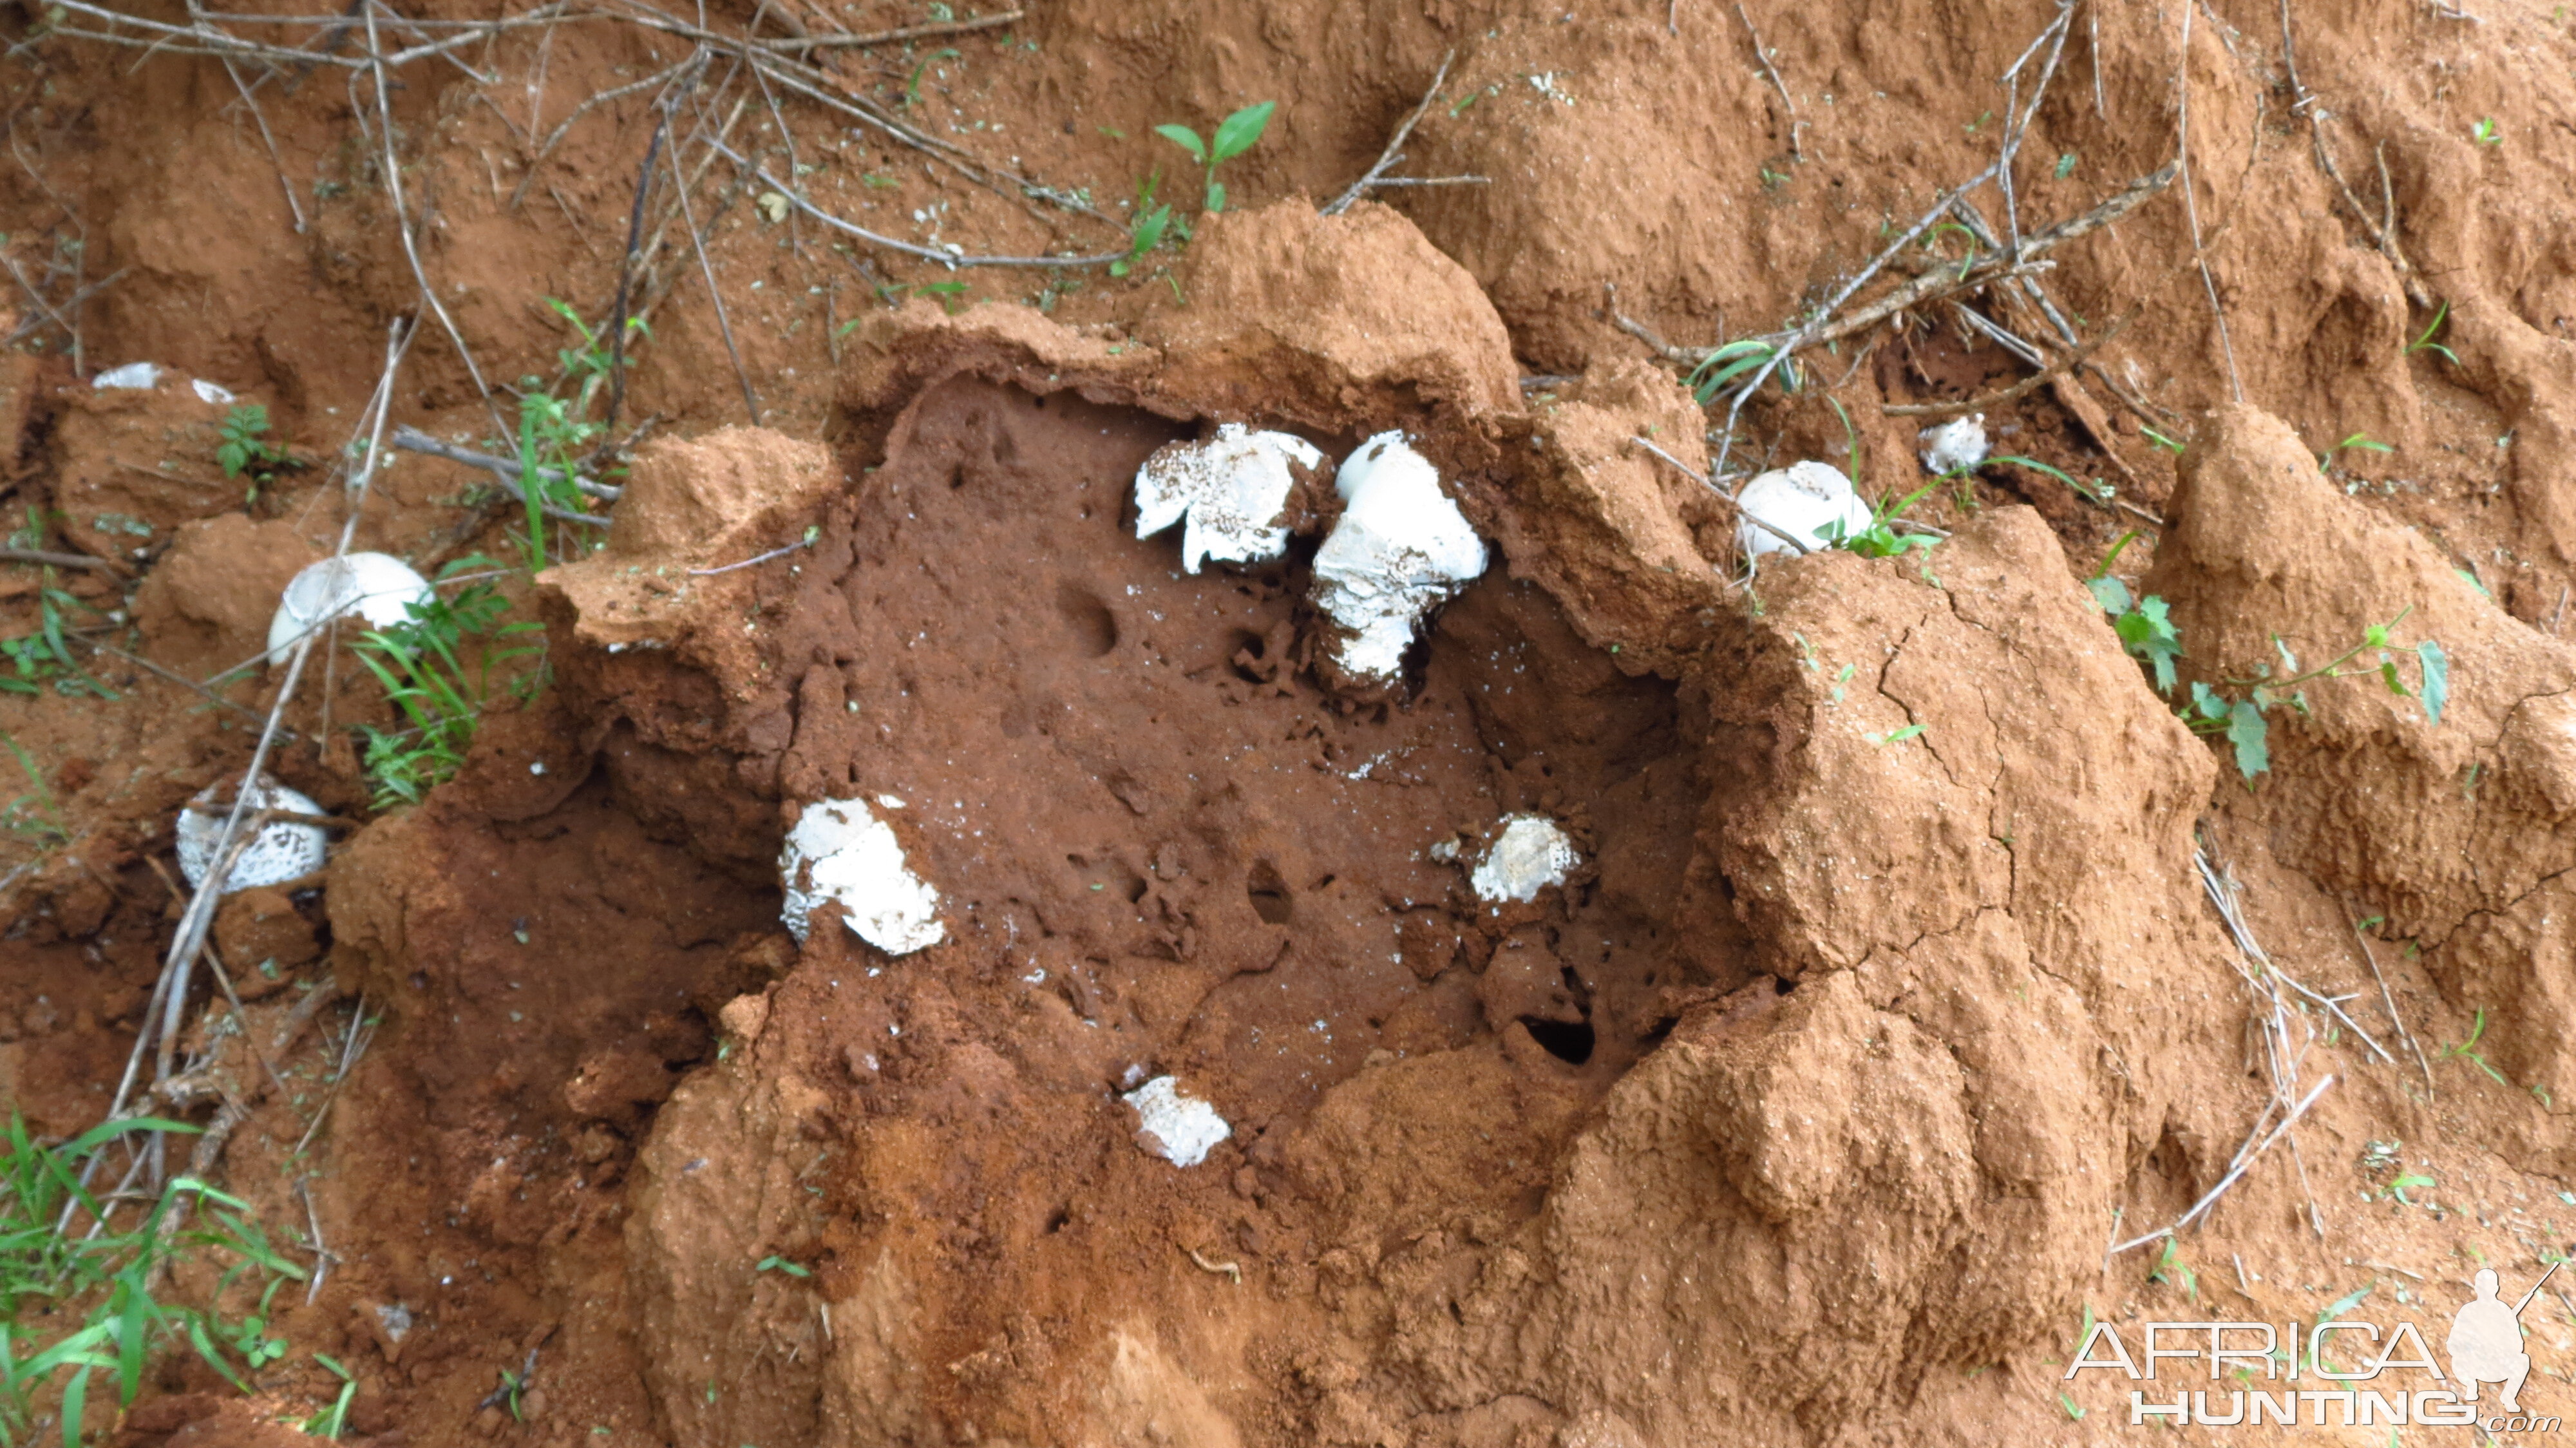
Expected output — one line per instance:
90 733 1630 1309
1322 52 1488 215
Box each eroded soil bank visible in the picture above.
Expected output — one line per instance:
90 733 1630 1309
7 0 2576 1445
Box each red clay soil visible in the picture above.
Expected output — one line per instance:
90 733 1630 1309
6 0 2576 1445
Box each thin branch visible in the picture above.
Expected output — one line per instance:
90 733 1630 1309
1629 436 1814 556
1324 51 1458 216
1884 306 2134 416
2176 0 2244 400
390 424 620 499
711 140 1124 267
757 8 1019 51
1734 5 1802 161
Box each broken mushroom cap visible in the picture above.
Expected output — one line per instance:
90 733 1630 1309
265 553 435 667
1468 814 1580 903
779 797 945 955
1132 423 1323 574
1917 414 1990 476
175 777 328 894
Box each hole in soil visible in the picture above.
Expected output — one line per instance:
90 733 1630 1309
1054 581 1119 656
1245 861 1294 924
793 375 1754 1136
1520 1016 1596 1065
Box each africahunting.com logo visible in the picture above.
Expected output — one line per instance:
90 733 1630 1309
2063 1264 2562 1433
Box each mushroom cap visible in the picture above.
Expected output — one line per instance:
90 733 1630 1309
1469 814 1581 902
1736 461 1873 561
1917 414 1991 476
1311 432 1488 680
175 777 328 894
265 553 435 667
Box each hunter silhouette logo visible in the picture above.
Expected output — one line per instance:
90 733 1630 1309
2452 1262 2559 1413
2063 1259 2566 1432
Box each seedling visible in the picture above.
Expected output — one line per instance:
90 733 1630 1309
2054 151 2078 178
2148 1239 2199 1300
1823 481 1942 562
2440 1007 2510 1085
1111 204 1175 278
0 730 66 861
0 588 118 699
2087 538 2443 780
2384 1172 2438 1205
2139 425 2186 455
214 405 285 484
753 1255 811 1277
301 1353 357 1439
1685 338 1781 405
2322 432 2394 470
2406 300 2460 365
2473 117 2502 146
1154 100 1276 214
350 562 545 810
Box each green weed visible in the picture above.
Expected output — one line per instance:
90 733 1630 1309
1154 100 1276 214
2148 1239 2199 1300
213 406 285 488
1826 482 1944 562
2322 432 2394 470
2139 424 2186 455
1 1114 306 1447
350 563 544 811
0 589 118 700
2440 1007 2510 1085
0 732 66 861
2405 300 2460 366
2087 538 2443 779
2473 117 2501 146
1684 338 1782 405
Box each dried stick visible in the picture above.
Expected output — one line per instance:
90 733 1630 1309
1323 51 1464 216
602 62 696 438
2342 896 2433 1087
758 8 1019 51
390 424 619 499
1884 307 2134 416
0 545 124 574
672 93 762 424
1629 437 1813 555
2109 1075 2334 1252
507 57 696 211
2175 1 2243 401
711 140 1124 267
1733 5 1801 160
365 2 509 442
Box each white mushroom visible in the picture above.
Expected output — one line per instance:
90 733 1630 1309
1469 814 1580 903
1133 423 1321 573
91 362 163 391
176 778 328 894
779 797 945 955
1736 461 1873 563
1918 414 1989 476
1121 1075 1231 1167
1309 432 1488 683
265 553 435 667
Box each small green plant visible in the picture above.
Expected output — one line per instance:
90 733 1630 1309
1154 100 1276 214
0 589 118 700
2383 1172 2437 1205
1 1114 307 1448
2086 537 2443 780
1685 338 1782 405
0 732 66 858
350 564 545 811
2440 1007 2510 1085
2139 424 2186 455
214 405 285 483
2405 300 2460 365
2148 1238 2199 1300
2322 432 2394 470
301 1353 357 1439
753 1255 810 1277
1111 203 1175 279
2054 151 2078 178
1825 482 1943 562
2473 117 2502 146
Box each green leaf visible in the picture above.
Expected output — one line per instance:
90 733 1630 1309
2226 699 2269 779
1866 723 1927 745
2418 640 2448 725
2379 659 2409 697
2318 1283 2373 1324
1153 124 1207 162
2085 575 2132 615
754 1255 811 1277
1209 100 1276 162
